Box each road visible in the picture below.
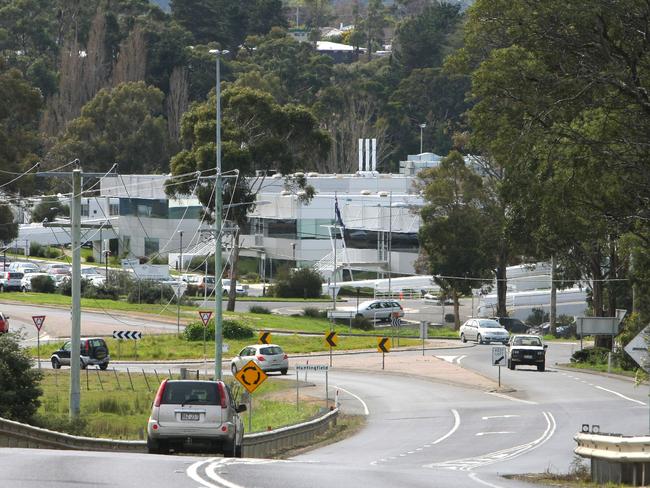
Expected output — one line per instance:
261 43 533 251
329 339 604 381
3 337 648 487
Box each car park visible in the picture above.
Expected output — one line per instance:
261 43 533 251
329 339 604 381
460 318 510 344
146 379 246 456
50 337 110 370
507 334 547 371
0 312 9 333
231 344 289 375
491 317 529 333
0 271 24 291
353 300 404 321
21 272 51 291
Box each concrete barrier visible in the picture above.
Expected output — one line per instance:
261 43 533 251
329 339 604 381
575 432 650 485
0 408 339 458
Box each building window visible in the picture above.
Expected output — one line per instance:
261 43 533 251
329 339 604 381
81 204 89 217
144 237 159 256
265 219 297 239
109 203 119 216
298 219 333 240
119 198 168 219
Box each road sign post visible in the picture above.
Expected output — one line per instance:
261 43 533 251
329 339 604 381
492 346 507 388
378 337 391 370
113 331 142 359
624 326 650 432
325 332 338 367
296 364 330 409
199 311 212 376
32 315 45 369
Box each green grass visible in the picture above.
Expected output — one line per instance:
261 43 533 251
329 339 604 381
561 362 637 377
34 369 320 439
33 333 421 361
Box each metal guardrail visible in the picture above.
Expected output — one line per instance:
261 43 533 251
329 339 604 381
0 408 340 458
575 432 650 485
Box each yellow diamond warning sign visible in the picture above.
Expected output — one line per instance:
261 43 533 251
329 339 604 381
234 360 268 394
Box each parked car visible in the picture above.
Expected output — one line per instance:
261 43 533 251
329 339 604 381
146 379 246 456
460 318 510 344
507 334 547 371
196 276 216 294
50 337 110 370
80 266 105 286
44 263 71 274
354 300 404 321
527 322 576 338
491 317 529 334
51 273 70 288
0 271 24 291
8 262 40 274
222 279 248 296
21 272 51 292
231 344 289 375
0 312 9 333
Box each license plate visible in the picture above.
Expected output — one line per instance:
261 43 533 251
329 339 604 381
181 412 200 421
524 355 533 359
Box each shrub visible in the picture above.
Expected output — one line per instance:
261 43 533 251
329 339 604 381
93 284 120 300
249 305 271 314
526 308 549 326
351 316 373 330
273 268 322 298
444 313 455 324
241 272 259 283
126 280 174 304
184 319 254 341
85 255 95 263
30 275 56 293
186 284 201 297
0 333 43 422
45 247 61 259
571 347 611 364
303 307 326 318
59 278 98 298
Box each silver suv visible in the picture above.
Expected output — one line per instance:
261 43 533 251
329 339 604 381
147 379 246 456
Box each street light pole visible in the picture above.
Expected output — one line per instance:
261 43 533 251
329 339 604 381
177 230 183 336
419 123 427 154
210 49 228 381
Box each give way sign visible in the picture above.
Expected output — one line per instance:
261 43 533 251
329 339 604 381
32 315 46 332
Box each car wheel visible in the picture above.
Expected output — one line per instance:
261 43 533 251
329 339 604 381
99 363 108 371
538 364 545 372
147 437 160 454
508 359 514 370
235 444 243 458
80 360 87 370
477 334 483 344
281 368 288 375
51 357 61 369
223 437 236 458
461 333 467 343
231 363 238 375
355 313 364 320
21 286 26 292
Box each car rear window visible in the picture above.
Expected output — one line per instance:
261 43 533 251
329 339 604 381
161 382 220 405
88 339 106 348
260 346 283 355
478 320 502 328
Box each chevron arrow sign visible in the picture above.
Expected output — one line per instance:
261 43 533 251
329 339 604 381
113 330 142 340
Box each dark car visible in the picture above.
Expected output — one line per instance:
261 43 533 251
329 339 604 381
0 312 8 333
492 317 529 334
50 337 110 370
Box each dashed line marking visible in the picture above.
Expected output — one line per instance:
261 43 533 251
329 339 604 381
475 432 514 436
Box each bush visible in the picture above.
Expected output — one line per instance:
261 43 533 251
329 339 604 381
0 333 43 422
185 284 201 297
273 268 323 298
126 280 174 304
241 272 259 283
249 305 271 314
526 308 549 326
30 275 56 293
351 316 373 330
571 347 611 364
85 255 95 263
184 319 254 341
59 278 98 298
444 313 455 324
45 247 61 259
303 307 326 318
93 284 120 300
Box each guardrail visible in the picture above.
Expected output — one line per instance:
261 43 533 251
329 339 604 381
575 432 650 485
0 407 339 458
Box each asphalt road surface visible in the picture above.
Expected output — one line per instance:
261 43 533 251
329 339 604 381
4 338 648 487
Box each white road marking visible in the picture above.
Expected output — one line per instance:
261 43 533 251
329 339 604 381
205 460 246 488
432 409 461 445
436 355 460 363
596 386 646 406
426 411 556 471
457 355 467 365
187 458 224 488
482 415 519 420
475 432 514 436
333 385 370 415
486 392 538 405
468 472 505 488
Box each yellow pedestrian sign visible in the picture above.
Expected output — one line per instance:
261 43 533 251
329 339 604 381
258 331 272 344
234 360 268 394
377 337 391 353
325 331 338 348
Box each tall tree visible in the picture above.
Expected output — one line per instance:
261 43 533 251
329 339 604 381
418 151 495 328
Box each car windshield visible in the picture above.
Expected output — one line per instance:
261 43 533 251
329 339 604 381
161 382 219 405
478 320 502 329
513 337 542 346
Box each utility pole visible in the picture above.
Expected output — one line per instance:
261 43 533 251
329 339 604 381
550 255 556 336
388 192 392 298
177 230 183 336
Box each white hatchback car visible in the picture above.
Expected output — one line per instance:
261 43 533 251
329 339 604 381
460 318 510 345
231 344 289 375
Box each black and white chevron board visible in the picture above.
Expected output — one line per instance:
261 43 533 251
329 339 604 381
112 330 142 340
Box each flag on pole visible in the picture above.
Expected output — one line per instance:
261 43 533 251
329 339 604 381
334 196 345 229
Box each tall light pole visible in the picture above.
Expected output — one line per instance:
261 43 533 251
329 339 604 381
419 123 427 154
209 49 228 380
177 230 183 336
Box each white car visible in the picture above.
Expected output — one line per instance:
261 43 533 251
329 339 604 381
222 279 248 296
460 318 510 345
507 334 547 371
9 262 41 274
231 344 288 375
81 267 105 286
354 300 404 321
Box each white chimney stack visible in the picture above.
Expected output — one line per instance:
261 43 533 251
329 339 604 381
358 139 364 172
365 138 370 172
371 138 377 172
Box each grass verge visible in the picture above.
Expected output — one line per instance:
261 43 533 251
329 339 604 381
559 362 637 378
33 369 321 439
